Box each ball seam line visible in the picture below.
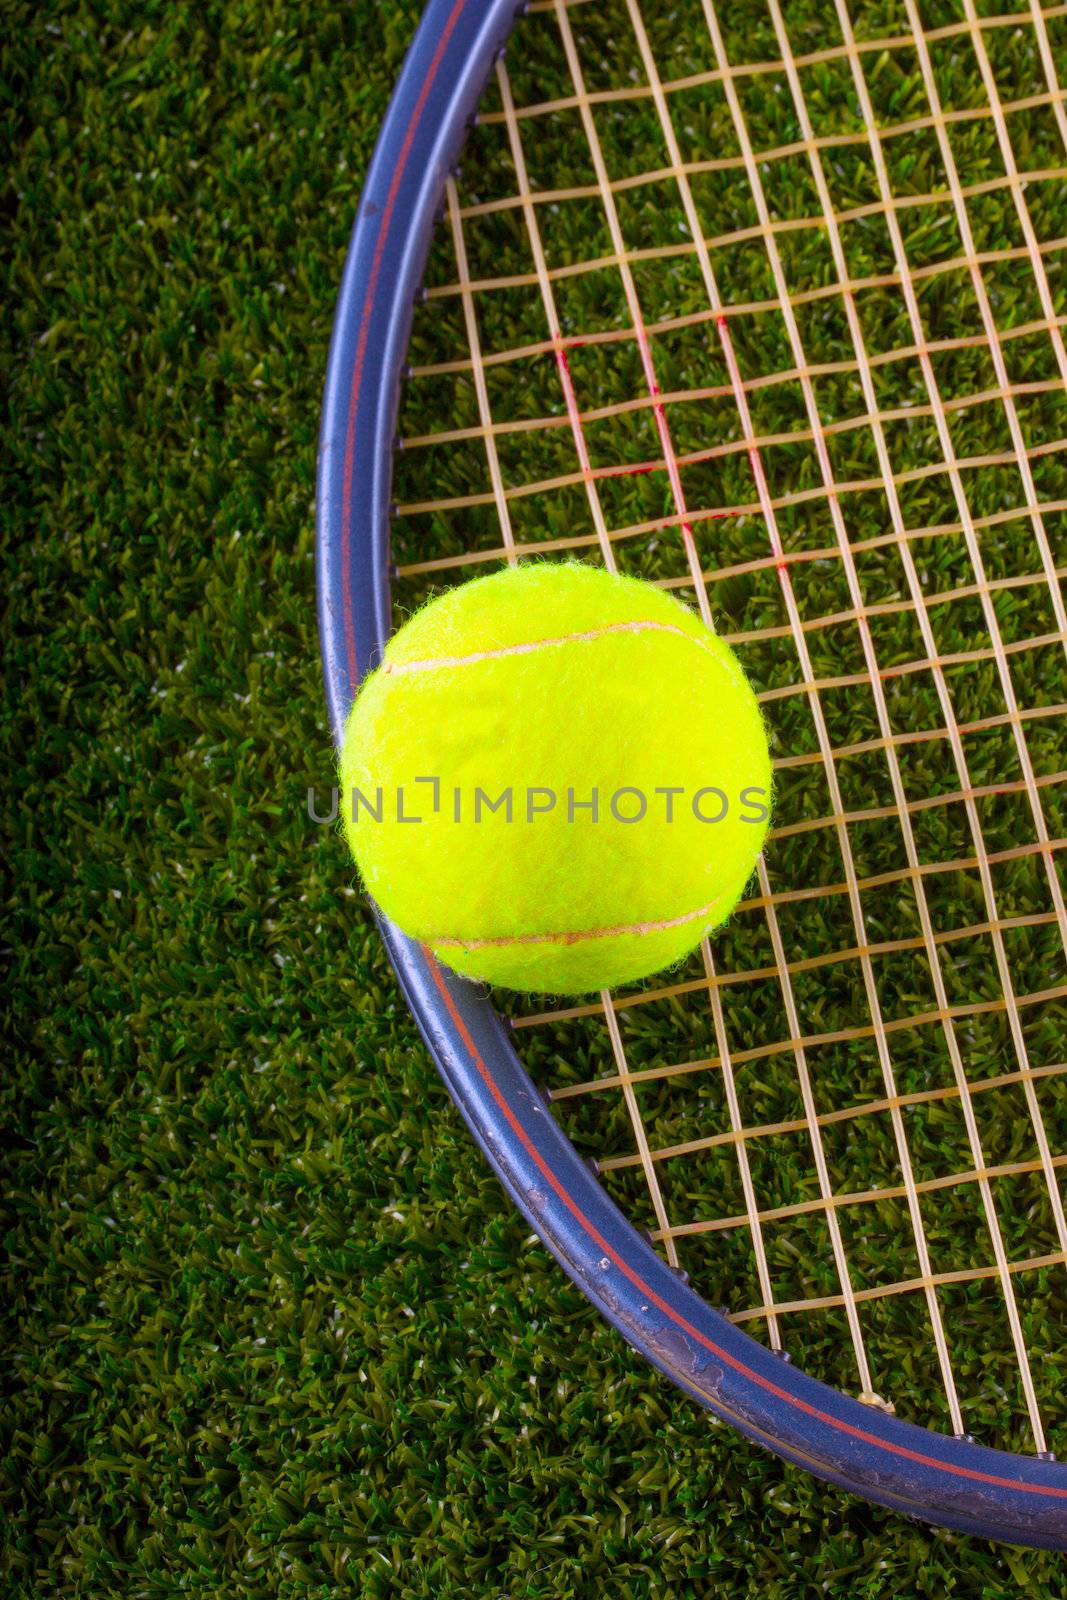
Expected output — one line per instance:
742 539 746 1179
383 617 716 675
426 887 736 950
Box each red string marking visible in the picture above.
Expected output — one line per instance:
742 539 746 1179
557 324 746 543
593 446 763 488
650 505 750 536
714 314 795 576
633 320 698 563
340 0 469 689
597 460 657 479
553 334 597 487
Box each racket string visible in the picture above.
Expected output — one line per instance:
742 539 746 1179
492 60 618 560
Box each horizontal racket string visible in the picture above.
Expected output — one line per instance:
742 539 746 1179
389 0 1067 1449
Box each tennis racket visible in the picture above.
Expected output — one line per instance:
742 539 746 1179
317 0 1067 1547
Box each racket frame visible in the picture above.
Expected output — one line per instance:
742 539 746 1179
316 0 1067 1548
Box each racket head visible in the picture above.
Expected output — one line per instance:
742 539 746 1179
316 0 1067 1548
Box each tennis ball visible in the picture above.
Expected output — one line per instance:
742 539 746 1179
340 562 771 994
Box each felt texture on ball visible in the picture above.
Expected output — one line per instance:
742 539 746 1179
340 562 771 994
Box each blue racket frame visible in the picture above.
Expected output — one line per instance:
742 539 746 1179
316 0 1067 1549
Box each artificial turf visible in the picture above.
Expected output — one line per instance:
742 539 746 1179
3 1 1066 1596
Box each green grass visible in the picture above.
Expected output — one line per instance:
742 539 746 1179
3 1 1066 1596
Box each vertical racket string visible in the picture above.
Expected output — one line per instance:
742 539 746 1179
831 0 1062 1452
493 49 688 1255
446 177 518 563
617 0 896 1398
551 0 879 1397
493 59 619 571
550 0 713 624
698 940 783 1351
531 0 715 1281
600 990 682 1270
672 0 966 1432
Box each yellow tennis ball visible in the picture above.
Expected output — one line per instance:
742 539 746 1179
340 563 771 994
